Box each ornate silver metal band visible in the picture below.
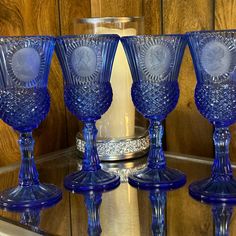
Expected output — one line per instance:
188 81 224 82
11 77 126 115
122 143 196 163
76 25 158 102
76 126 149 161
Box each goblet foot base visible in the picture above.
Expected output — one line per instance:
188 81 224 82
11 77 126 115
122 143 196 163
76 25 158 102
189 177 236 204
0 183 62 210
64 169 120 192
128 166 186 190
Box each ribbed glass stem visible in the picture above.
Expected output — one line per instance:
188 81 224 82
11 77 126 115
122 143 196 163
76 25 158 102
212 127 233 180
18 132 39 186
148 120 166 169
82 121 101 171
84 191 102 236
20 208 41 228
149 190 166 236
213 205 233 236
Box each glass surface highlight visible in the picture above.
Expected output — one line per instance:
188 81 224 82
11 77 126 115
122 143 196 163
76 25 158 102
84 191 102 236
149 190 166 236
212 204 233 236
0 36 62 210
121 35 187 190
187 30 236 203
56 34 120 192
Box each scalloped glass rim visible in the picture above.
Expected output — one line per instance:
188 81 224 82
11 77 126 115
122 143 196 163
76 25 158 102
56 34 120 41
121 34 186 40
186 29 236 35
0 36 55 42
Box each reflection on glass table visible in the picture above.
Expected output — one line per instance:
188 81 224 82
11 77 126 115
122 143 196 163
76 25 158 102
0 202 58 235
190 193 235 236
83 191 102 236
80 188 168 236
212 204 233 236
0 147 235 235
149 190 166 236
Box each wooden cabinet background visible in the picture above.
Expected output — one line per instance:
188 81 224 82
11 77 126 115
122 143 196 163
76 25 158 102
0 0 235 166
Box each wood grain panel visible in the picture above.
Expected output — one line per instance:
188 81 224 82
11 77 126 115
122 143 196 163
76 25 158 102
215 0 236 162
142 0 161 35
59 0 91 146
90 0 142 17
60 0 91 35
164 0 214 157
215 0 236 29
0 0 66 166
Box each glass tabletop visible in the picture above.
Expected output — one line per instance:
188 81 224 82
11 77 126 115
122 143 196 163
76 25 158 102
0 147 235 236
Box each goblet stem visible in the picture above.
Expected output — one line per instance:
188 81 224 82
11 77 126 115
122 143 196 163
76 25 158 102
84 191 102 236
212 127 233 180
0 131 62 209
148 120 165 169
64 120 119 192
82 121 100 171
189 126 236 203
20 208 41 228
212 205 233 236
128 119 185 189
149 190 166 236
18 132 39 186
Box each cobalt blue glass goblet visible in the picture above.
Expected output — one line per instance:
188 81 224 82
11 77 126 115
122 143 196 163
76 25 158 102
121 35 187 190
188 30 236 203
56 35 120 192
0 36 62 210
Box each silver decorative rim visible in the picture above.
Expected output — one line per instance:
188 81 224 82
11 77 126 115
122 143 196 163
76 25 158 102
76 126 149 161
75 16 144 24
76 156 147 182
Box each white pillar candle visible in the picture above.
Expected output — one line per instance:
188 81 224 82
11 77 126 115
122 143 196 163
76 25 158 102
95 27 136 138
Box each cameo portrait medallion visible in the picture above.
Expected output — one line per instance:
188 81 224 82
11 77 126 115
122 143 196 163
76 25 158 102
144 44 171 76
12 48 41 82
7 42 45 86
71 46 97 77
140 40 174 82
201 41 231 77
